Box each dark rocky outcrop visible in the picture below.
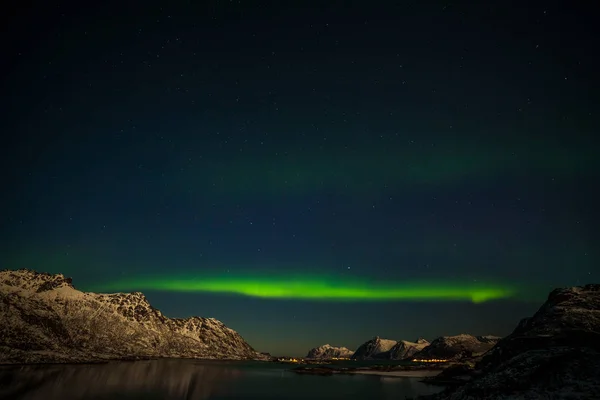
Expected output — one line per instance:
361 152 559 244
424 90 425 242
418 284 600 399
0 269 264 364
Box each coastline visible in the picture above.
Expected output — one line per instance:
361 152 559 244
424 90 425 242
292 364 447 379
0 355 270 367
348 369 443 378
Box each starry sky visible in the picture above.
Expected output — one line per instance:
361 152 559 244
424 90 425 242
1 0 598 356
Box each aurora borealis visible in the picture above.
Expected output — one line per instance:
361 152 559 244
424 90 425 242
95 274 518 303
2 1 597 356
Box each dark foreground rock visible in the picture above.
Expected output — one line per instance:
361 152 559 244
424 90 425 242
0 269 265 363
417 284 600 400
421 363 476 387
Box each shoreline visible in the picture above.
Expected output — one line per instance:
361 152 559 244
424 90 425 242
292 365 446 378
0 356 270 367
349 369 443 378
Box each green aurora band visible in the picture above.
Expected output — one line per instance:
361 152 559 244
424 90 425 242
95 274 521 303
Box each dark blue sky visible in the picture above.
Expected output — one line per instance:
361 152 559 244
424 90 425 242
1 0 598 356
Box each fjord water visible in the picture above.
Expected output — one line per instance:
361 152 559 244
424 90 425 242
0 359 442 400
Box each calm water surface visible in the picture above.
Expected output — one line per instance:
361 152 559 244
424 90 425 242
0 359 443 400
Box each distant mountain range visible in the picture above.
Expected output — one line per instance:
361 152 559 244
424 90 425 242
411 334 501 360
305 344 354 359
307 334 500 362
0 269 265 363
352 336 437 360
390 338 431 359
0 268 503 365
303 284 600 398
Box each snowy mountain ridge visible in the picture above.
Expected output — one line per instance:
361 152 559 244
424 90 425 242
351 336 401 359
305 343 354 359
0 269 263 364
350 333 501 361
410 334 501 360
389 338 430 359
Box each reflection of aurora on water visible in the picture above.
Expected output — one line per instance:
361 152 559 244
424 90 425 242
0 359 241 400
94 273 522 303
1 359 444 399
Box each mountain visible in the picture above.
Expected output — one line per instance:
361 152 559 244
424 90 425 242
0 269 263 364
411 334 501 360
305 344 354 359
351 336 398 360
389 338 430 360
419 284 600 399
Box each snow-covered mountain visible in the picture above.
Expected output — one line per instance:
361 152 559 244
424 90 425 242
305 344 354 359
389 338 430 359
0 269 263 363
419 284 600 399
411 334 501 360
351 336 431 360
351 336 399 359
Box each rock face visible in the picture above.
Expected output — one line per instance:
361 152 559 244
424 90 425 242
305 344 354 359
389 338 430 360
351 336 399 359
419 284 600 399
0 269 263 364
412 334 501 360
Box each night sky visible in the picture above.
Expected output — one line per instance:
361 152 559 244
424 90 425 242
2 1 598 356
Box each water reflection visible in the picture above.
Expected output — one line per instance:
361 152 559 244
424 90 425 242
0 360 239 400
0 360 442 400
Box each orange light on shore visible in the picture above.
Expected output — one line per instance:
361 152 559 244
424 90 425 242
278 358 300 363
411 358 448 363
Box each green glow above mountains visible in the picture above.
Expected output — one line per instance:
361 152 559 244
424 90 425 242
96 273 519 303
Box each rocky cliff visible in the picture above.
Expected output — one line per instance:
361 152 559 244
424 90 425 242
419 284 600 399
411 334 501 360
305 344 354 359
0 269 263 363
